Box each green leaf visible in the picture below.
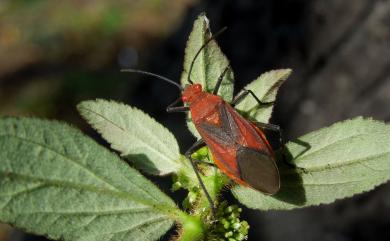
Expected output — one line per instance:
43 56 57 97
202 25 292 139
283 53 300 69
235 69 291 123
181 13 234 100
233 117 390 210
181 13 234 138
0 118 180 241
78 99 181 175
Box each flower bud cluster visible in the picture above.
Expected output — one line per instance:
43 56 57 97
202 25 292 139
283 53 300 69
213 202 249 241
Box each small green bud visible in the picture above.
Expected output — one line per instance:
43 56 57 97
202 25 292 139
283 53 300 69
191 152 200 160
232 222 241 230
234 233 245 240
171 181 182 191
229 212 238 220
221 218 229 225
226 206 234 213
225 231 233 238
241 221 249 229
223 222 230 229
188 191 197 204
178 214 205 241
197 146 209 156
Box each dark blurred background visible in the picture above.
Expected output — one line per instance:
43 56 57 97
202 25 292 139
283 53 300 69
1 0 390 241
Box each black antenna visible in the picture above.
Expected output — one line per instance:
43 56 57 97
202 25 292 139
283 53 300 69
121 69 183 91
187 26 227 84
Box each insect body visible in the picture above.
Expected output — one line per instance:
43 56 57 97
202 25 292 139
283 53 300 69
182 83 280 195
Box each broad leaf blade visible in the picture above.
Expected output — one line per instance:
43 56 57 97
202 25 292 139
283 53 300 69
78 99 181 175
233 117 390 210
181 13 234 138
235 69 291 123
0 118 178 241
181 13 234 100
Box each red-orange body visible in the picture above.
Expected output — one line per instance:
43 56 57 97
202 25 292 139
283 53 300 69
182 84 280 194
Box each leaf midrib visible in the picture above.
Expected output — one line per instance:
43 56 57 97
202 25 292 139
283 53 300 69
282 150 390 177
83 216 169 238
9 208 157 216
291 133 390 170
0 133 172 209
0 133 122 191
0 171 178 217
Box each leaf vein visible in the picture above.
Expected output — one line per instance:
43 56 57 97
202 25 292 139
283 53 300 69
0 134 121 193
0 171 175 215
79 107 175 165
10 208 155 216
295 151 390 172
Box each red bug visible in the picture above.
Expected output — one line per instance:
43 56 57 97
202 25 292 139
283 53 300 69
123 27 281 214
180 84 280 195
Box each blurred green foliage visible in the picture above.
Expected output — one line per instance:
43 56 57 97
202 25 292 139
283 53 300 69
0 0 195 121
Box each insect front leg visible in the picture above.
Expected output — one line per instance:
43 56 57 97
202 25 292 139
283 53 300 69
166 97 190 113
231 89 274 107
185 139 216 217
212 65 231 95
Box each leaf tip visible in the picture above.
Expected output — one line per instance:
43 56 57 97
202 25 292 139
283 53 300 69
76 99 94 112
276 68 293 80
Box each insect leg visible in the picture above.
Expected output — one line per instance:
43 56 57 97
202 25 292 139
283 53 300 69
166 97 190 113
194 160 216 167
253 122 297 168
212 65 231 95
185 139 216 217
231 89 274 107
253 122 285 144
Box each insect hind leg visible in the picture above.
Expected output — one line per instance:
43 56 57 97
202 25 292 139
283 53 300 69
252 122 295 168
253 122 284 144
185 139 216 217
194 160 216 167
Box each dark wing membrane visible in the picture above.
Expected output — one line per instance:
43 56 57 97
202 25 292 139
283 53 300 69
198 103 239 146
196 102 280 194
199 121 235 146
236 146 280 194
